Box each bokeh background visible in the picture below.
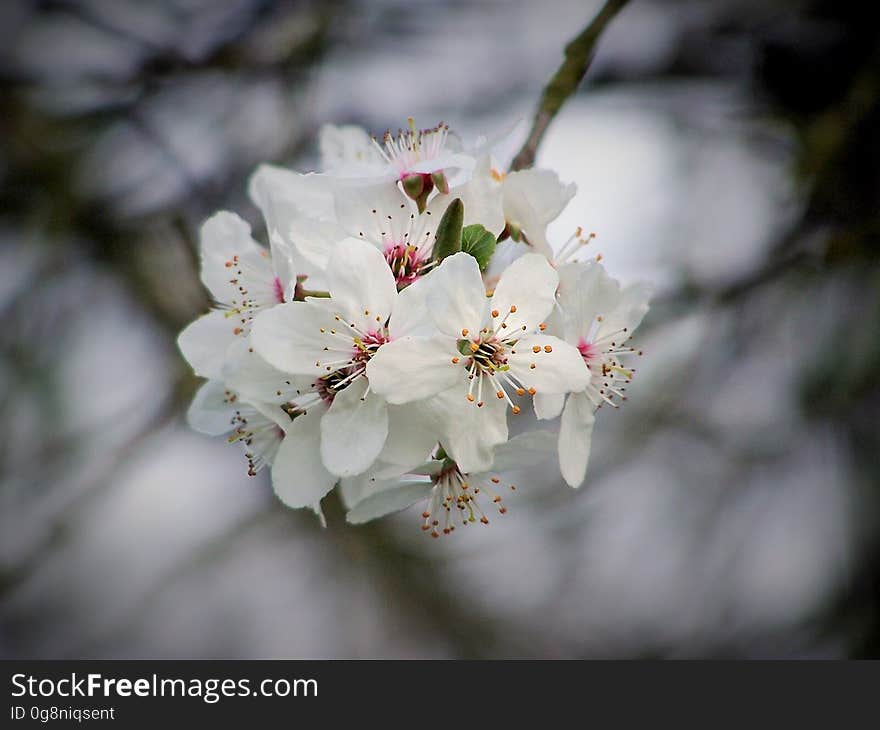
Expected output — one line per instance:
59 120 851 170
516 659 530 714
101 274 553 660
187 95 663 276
1 0 878 658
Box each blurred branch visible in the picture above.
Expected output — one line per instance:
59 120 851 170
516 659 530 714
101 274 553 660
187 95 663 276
77 491 540 658
510 0 629 171
0 392 179 599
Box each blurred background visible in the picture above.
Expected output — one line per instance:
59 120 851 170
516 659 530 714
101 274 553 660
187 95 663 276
1 0 878 658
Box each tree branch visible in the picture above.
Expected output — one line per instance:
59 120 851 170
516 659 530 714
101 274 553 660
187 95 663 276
510 0 630 172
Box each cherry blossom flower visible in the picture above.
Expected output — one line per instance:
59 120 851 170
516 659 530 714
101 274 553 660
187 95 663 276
316 119 477 211
247 164 339 290
250 237 433 478
366 251 589 472
332 175 504 289
343 431 556 536
500 168 576 257
187 343 338 512
176 212 295 381
187 379 285 478
536 261 651 487
177 117 652 533
319 124 382 173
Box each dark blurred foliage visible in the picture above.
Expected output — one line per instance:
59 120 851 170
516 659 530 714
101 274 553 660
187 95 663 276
0 0 878 658
751 0 880 657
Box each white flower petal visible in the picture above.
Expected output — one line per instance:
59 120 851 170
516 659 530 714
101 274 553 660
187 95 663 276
199 212 272 303
248 164 336 227
389 275 435 339
310 502 327 528
248 398 294 431
334 179 415 246
325 237 397 332
186 380 234 436
319 124 378 172
448 155 505 235
320 380 389 477
502 168 576 256
251 301 342 376
222 338 305 405
508 335 590 394
533 392 566 420
405 460 446 477
425 252 487 336
271 412 337 509
267 234 297 296
596 281 652 342
558 261 623 342
410 150 475 174
339 472 375 510
423 386 508 473
380 403 439 468
339 459 425 510
346 479 434 524
286 215 347 274
366 335 460 404
484 238 528 284
248 166 339 287
490 252 558 332
490 430 557 471
177 310 237 379
558 391 596 488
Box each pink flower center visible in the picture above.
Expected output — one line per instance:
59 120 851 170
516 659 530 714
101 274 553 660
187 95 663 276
313 377 338 406
313 329 389 406
272 276 285 304
352 330 388 366
384 243 428 289
577 337 598 363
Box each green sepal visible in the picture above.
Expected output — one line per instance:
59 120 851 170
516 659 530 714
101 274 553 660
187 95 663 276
401 173 425 201
460 223 497 271
431 169 449 194
432 197 464 263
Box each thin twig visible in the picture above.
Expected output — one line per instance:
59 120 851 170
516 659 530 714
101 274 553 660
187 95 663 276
510 0 630 171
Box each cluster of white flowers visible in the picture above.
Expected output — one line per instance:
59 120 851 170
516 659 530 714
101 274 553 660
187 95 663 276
178 119 650 535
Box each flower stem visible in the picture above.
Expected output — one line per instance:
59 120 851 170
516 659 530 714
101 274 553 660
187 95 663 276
296 288 331 300
510 0 630 172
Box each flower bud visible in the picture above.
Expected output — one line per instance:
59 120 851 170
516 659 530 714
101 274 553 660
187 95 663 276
401 173 425 201
432 198 464 263
431 169 449 195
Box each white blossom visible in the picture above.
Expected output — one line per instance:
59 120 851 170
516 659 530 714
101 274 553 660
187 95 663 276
319 124 382 173
500 167 576 257
187 379 285 477
177 212 293 381
344 431 557 537
367 251 589 472
538 261 651 487
251 237 434 478
177 116 652 533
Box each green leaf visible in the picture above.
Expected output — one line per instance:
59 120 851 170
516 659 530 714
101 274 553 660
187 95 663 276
432 198 464 263
460 223 497 271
